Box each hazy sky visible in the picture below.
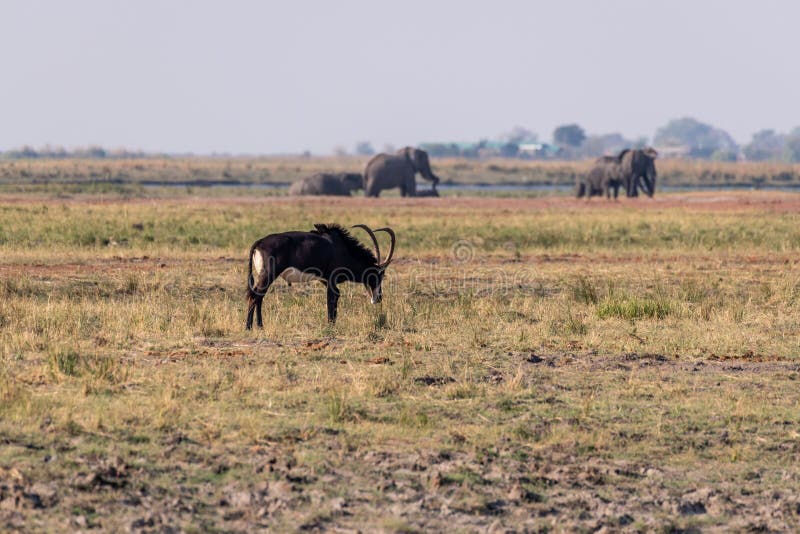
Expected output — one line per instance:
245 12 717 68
1 1 798 154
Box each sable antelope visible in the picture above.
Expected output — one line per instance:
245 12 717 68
246 224 396 329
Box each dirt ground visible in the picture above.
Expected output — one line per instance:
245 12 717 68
3 354 799 532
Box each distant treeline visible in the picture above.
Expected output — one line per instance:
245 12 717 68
4 116 800 163
0 145 153 159
419 118 800 163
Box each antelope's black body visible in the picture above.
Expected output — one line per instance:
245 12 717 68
246 224 395 329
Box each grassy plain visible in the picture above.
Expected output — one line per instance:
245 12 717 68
1 191 800 531
2 156 800 189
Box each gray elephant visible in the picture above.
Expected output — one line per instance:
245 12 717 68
619 147 657 197
288 172 363 196
576 155 623 199
364 147 440 197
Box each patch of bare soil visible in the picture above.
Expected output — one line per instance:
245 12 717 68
4 354 800 531
5 435 797 532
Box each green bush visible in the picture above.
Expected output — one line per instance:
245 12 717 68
597 296 673 320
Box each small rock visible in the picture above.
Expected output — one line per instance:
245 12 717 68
508 481 542 503
414 376 455 386
269 480 294 500
329 497 346 513
428 471 443 491
229 491 252 508
23 492 43 509
73 472 98 490
643 467 663 478
679 501 706 515
0 497 18 511
618 514 634 526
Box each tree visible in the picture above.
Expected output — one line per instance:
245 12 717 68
710 149 738 162
6 145 39 158
498 143 519 158
577 133 632 158
553 124 586 147
419 143 461 157
743 129 785 161
654 117 737 158
354 141 375 156
783 133 800 163
75 146 107 158
502 126 538 144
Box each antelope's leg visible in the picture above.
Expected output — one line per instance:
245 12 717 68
254 273 278 329
326 283 340 323
246 300 257 330
247 255 278 330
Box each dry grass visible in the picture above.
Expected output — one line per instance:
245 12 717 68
1 192 799 531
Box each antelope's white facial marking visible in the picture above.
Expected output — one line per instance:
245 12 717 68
280 267 323 284
252 250 264 276
369 285 382 304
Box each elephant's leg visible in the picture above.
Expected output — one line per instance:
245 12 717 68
364 178 379 197
406 176 416 197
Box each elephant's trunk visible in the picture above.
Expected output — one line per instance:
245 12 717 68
421 169 440 184
417 158 440 184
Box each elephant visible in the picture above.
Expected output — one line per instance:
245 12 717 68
364 147 440 197
619 147 657 197
576 156 623 199
288 172 363 196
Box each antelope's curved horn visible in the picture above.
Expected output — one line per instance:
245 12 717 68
373 227 396 267
351 224 381 264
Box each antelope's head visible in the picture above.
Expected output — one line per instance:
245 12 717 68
351 224 396 304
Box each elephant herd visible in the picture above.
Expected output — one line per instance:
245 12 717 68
575 147 658 199
288 146 658 199
288 147 440 198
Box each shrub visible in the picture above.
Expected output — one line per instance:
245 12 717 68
597 296 673 321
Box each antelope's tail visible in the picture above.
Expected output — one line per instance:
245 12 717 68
246 243 259 298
